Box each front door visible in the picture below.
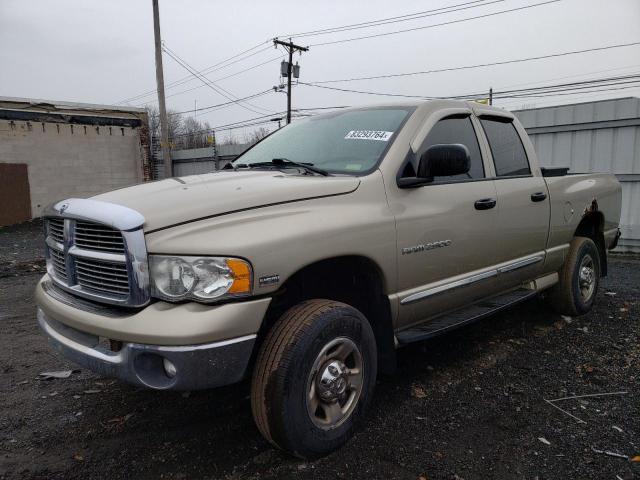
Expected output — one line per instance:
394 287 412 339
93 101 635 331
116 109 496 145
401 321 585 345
393 113 502 329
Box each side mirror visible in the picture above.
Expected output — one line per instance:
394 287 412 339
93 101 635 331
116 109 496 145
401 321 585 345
418 143 471 179
397 143 471 188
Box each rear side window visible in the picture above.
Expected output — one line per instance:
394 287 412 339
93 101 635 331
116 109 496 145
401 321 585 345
416 116 484 182
480 118 530 177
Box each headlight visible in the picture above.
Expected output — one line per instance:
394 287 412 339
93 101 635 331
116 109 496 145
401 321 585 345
149 255 252 303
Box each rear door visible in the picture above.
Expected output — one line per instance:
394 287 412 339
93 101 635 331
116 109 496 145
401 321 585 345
477 115 549 286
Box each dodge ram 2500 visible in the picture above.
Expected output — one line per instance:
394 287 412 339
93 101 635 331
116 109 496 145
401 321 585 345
35 100 622 458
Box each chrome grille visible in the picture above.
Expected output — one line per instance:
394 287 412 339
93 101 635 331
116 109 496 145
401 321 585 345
49 247 67 280
76 258 130 296
43 199 149 307
48 218 65 244
75 222 125 254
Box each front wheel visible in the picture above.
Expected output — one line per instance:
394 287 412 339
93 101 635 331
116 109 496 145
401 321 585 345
251 299 377 459
547 236 601 316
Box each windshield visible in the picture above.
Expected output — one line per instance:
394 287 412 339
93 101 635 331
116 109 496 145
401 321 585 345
233 107 415 174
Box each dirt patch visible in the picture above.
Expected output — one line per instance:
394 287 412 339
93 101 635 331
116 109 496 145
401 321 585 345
0 222 638 480
0 219 45 278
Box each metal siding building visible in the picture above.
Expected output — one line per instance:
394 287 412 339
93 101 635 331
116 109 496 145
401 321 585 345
513 97 640 252
157 143 254 177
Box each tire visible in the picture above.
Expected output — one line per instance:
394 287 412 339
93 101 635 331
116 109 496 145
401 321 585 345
547 236 601 316
251 299 377 459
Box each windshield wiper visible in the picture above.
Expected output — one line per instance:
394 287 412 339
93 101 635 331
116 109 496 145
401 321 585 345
230 158 330 176
271 158 330 176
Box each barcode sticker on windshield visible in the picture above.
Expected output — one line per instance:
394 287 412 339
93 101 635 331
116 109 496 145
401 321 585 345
344 130 394 141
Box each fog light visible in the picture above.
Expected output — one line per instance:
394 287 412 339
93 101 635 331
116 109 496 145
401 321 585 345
163 358 177 378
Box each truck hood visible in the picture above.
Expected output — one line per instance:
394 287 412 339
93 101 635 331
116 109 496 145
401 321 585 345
93 170 360 231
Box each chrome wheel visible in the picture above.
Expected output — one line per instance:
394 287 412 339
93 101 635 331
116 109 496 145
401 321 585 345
306 337 363 430
578 254 596 301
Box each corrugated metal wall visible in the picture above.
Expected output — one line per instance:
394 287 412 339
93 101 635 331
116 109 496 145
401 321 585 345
513 97 640 252
155 143 254 178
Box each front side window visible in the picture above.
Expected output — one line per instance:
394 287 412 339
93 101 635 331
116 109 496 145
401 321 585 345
234 107 415 174
413 116 484 182
480 118 531 177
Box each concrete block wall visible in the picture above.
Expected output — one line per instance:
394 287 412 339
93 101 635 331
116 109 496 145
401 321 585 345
0 119 145 217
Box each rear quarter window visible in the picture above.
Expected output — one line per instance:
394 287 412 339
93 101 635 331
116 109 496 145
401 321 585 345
480 118 530 177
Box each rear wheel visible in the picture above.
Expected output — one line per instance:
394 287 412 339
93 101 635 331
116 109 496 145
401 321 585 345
251 299 377 459
547 236 601 316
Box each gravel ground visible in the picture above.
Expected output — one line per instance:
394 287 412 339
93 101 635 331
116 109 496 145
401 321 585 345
0 222 638 480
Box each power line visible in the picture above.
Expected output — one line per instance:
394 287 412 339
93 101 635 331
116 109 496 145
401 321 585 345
277 0 503 39
496 82 640 100
429 73 640 100
168 113 299 139
300 82 434 99
177 84 640 138
487 63 640 92
477 74 640 98
167 106 348 139
173 75 640 135
169 74 640 131
155 55 282 104
122 43 273 104
299 73 640 101
501 86 640 109
167 89 274 116
117 41 273 105
169 112 281 139
309 0 562 47
308 41 640 84
293 105 351 112
161 44 274 115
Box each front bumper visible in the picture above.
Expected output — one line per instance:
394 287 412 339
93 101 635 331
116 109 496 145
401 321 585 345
37 308 256 390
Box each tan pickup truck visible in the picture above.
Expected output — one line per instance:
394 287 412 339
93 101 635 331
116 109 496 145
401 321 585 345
35 100 621 458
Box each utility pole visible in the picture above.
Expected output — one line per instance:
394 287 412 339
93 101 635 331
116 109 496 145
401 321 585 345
273 39 308 124
489 87 493 106
152 0 172 178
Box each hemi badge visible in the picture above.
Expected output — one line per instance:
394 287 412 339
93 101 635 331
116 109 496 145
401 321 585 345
259 274 280 287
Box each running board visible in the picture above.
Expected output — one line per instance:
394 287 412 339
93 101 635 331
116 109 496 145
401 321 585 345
396 288 538 345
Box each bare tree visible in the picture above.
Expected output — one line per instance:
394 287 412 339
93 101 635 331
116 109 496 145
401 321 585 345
244 126 272 145
146 105 161 140
181 117 201 149
219 131 240 146
146 105 215 149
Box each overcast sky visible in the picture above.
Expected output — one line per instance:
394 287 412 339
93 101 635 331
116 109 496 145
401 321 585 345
1 0 639 139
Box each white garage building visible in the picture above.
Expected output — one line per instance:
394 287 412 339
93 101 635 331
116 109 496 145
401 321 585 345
0 97 150 226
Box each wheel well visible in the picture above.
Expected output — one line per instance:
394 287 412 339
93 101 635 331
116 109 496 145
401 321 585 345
575 211 607 276
256 256 396 375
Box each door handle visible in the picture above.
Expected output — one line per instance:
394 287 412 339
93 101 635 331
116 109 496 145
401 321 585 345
474 198 497 210
531 192 547 202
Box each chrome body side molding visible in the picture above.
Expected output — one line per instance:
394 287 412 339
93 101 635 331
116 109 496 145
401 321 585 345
400 253 545 305
497 255 544 274
401 270 498 305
